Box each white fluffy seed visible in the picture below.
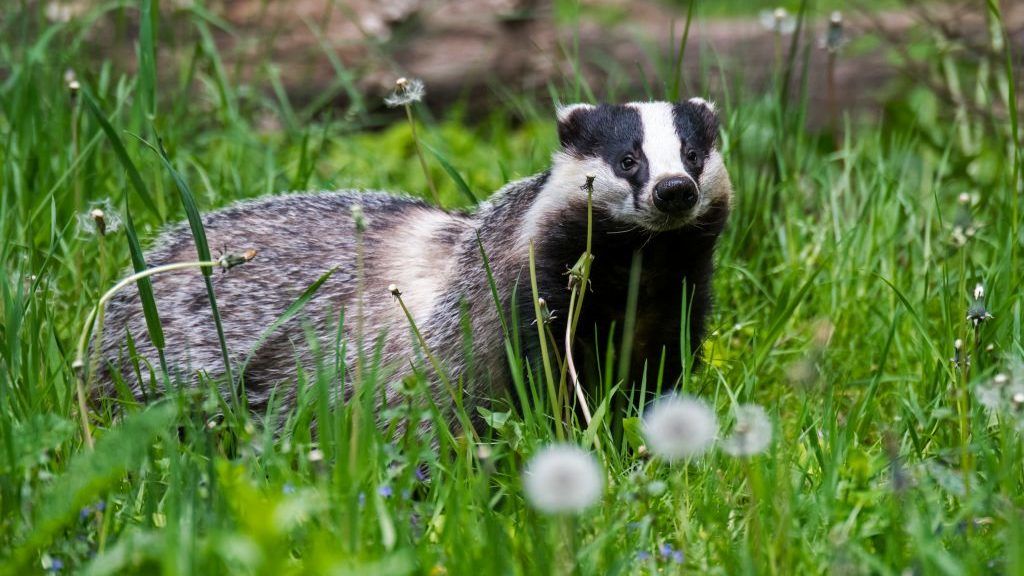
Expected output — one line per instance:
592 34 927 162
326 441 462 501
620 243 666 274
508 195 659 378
522 444 604 514
642 395 718 461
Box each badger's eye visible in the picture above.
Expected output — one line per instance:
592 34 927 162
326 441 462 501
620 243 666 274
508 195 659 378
686 149 700 163
619 155 637 172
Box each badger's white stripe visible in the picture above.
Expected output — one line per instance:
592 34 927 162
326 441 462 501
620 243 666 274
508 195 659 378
379 209 459 325
688 97 716 113
697 149 733 211
628 102 690 187
556 103 596 123
516 153 624 250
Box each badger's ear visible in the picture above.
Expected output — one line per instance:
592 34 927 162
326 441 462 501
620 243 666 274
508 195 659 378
684 97 720 147
556 103 596 148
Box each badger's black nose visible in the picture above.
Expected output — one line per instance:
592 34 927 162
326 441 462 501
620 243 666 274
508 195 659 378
653 177 699 214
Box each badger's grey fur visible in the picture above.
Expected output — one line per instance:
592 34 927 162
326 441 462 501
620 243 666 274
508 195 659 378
97 100 733 421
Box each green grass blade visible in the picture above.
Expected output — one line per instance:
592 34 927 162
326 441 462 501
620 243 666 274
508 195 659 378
423 143 478 206
238 266 339 378
138 0 157 118
79 87 161 218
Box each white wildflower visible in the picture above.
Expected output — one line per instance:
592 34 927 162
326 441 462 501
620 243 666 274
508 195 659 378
522 444 603 514
721 404 773 457
308 448 324 463
384 77 426 108
642 395 718 461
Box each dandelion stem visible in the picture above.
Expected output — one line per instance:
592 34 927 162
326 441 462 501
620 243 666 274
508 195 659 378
529 243 561 440
562 176 596 430
72 255 254 450
350 224 365 475
404 105 440 205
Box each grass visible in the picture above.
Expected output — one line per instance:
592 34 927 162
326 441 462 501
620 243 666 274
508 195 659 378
2 1 1024 574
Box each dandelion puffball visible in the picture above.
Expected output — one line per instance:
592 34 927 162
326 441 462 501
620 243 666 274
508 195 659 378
642 395 718 461
721 404 773 457
384 77 426 108
522 444 604 514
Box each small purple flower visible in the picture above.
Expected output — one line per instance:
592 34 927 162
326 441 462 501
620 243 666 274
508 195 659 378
95 501 106 512
636 551 651 561
659 543 674 558
79 506 91 519
283 483 296 495
358 492 366 507
378 485 393 498
672 550 684 564
48 558 64 572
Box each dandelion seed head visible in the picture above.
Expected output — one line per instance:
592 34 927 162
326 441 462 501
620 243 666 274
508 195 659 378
642 395 718 461
823 11 845 52
760 7 797 35
722 404 773 457
522 444 603 514
646 480 667 496
389 283 401 297
958 192 971 205
76 199 121 237
384 77 426 108
976 383 1002 411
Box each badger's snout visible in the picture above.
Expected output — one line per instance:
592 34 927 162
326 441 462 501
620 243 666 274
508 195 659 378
652 176 699 214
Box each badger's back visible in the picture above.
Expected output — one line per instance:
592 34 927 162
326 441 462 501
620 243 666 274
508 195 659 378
97 191 471 409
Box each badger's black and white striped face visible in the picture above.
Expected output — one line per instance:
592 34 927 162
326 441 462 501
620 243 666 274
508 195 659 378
542 99 730 233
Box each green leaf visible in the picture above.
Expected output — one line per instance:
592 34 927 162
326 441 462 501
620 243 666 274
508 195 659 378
2 414 75 474
5 405 176 575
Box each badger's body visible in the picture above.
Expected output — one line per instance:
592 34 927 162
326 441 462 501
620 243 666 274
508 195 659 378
98 100 732 418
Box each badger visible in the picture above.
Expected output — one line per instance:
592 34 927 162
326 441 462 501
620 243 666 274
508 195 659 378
97 99 732 422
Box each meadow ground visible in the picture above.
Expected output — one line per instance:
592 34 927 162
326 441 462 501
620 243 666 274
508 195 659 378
2 1 1024 574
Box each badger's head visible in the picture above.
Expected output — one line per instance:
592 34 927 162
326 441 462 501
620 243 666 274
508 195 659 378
539 99 731 234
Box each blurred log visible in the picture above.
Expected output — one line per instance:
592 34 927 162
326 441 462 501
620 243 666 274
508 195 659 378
31 0 1024 127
